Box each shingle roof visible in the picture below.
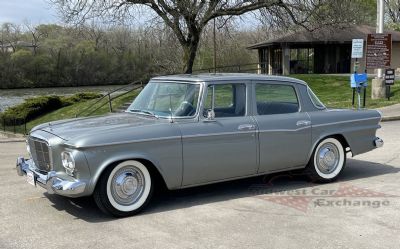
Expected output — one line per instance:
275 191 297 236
248 25 400 49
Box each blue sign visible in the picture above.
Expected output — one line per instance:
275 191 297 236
350 73 368 88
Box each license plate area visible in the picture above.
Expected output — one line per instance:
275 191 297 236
26 171 36 186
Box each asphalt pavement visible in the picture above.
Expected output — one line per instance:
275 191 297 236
0 121 399 249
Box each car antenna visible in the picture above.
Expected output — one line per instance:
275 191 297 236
169 94 174 123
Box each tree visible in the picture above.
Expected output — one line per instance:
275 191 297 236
386 0 400 31
52 0 336 74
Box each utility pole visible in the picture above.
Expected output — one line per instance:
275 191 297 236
377 0 385 79
213 18 217 74
372 0 387 99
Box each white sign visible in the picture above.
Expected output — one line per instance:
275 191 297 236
351 39 364 58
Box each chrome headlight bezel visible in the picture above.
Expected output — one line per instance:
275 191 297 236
61 151 75 176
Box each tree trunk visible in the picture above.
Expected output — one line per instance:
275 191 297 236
182 39 199 74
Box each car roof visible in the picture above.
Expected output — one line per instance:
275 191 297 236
151 73 307 86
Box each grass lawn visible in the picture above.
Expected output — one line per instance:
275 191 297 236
4 74 400 134
292 74 400 109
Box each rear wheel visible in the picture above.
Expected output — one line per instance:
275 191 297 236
94 160 153 217
305 137 346 183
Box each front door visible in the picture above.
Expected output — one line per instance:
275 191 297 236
180 82 258 186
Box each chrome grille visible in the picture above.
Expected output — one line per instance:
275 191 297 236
28 136 52 172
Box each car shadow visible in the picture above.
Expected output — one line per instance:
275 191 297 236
44 158 399 222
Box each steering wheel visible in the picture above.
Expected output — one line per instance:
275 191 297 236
175 101 195 116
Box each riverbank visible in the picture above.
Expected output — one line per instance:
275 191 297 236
0 84 126 112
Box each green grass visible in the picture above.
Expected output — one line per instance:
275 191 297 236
24 90 139 132
292 74 400 109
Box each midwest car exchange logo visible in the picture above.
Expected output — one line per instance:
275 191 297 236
249 176 397 212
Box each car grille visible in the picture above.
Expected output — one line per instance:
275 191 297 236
28 136 52 172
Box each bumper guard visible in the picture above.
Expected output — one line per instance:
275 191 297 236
16 157 86 197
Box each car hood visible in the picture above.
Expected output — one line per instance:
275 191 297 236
32 113 165 141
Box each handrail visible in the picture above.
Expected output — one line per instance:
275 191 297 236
75 79 146 117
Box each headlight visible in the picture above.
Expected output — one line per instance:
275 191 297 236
61 151 75 176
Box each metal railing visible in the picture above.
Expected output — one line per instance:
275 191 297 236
75 79 147 118
0 116 28 135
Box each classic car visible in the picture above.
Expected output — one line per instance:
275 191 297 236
16 73 383 217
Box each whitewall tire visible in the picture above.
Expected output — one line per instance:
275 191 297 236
94 160 153 217
305 137 346 182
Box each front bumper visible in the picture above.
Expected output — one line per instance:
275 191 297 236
16 157 86 197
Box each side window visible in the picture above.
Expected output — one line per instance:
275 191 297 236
255 83 299 115
204 83 246 118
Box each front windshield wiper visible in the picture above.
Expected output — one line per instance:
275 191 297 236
129 109 159 118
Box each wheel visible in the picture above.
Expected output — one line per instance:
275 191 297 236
305 137 346 183
94 160 153 217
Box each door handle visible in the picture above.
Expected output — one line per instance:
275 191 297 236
238 124 256 131
296 120 311 126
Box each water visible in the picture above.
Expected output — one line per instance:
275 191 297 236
0 85 126 112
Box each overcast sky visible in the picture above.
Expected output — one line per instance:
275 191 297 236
0 0 58 24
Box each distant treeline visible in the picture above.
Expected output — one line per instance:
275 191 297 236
0 23 263 89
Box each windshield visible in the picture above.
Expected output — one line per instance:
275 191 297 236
128 82 201 118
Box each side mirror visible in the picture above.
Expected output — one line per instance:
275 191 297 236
205 109 215 122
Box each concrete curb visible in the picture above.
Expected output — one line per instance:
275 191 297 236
381 116 400 122
0 131 26 143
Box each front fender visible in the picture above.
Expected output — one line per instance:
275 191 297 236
83 138 183 195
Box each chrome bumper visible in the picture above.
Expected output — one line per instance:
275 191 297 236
16 157 86 197
374 137 384 148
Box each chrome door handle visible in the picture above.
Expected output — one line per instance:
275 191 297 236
238 124 256 131
296 120 311 126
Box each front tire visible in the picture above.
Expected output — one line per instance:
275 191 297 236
305 137 346 183
94 160 153 217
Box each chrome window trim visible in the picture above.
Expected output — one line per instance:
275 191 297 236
307 86 326 110
200 82 249 119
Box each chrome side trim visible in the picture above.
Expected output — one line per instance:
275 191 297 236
258 126 310 133
64 135 182 149
183 130 256 139
312 117 380 128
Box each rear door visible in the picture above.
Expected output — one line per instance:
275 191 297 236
253 81 311 173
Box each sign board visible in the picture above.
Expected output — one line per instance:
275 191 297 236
350 73 368 88
366 34 392 69
385 68 395 85
351 39 364 58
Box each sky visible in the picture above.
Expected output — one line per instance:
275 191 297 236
0 0 58 24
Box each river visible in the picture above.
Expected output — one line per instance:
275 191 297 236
0 85 126 112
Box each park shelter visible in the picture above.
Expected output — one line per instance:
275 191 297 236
248 25 400 75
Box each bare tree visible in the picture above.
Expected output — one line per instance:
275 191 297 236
51 0 332 73
386 0 400 23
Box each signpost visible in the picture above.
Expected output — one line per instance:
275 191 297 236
366 34 392 69
385 68 396 100
351 39 366 109
351 39 364 59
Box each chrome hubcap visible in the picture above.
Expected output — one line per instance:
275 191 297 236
110 166 145 206
317 142 340 174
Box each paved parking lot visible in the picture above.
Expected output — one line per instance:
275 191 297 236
1 121 399 249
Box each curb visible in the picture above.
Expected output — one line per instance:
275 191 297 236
381 116 400 122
